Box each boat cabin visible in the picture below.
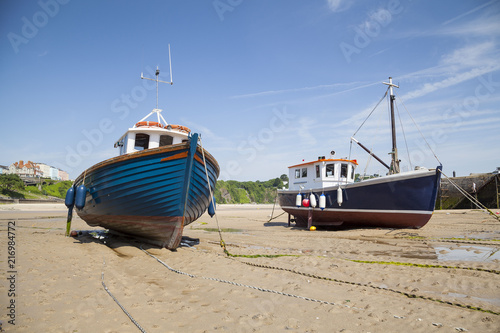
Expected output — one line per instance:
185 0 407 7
114 116 190 156
288 156 358 191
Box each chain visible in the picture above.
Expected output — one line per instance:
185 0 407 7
236 259 499 316
101 259 148 333
139 245 360 310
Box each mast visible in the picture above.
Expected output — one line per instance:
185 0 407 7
383 77 400 174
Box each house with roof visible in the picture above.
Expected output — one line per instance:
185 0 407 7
9 160 40 178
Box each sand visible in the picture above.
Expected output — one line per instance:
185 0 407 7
0 203 499 332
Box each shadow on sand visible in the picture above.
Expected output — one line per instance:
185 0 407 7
69 229 199 255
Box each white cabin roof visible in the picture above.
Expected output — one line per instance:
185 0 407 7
288 158 358 191
114 120 191 155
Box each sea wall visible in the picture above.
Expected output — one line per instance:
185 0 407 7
438 173 499 209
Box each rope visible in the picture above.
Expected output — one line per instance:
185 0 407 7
394 90 442 166
199 136 228 253
139 246 358 310
352 88 389 137
395 102 412 170
101 259 147 333
440 170 500 222
267 211 286 222
267 190 286 222
269 190 278 220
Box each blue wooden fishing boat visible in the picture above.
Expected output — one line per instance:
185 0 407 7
278 78 442 229
66 57 219 249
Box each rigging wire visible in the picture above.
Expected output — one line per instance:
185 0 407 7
395 101 412 170
394 90 442 166
352 88 389 137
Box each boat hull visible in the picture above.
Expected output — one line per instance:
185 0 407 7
278 167 441 229
74 133 219 249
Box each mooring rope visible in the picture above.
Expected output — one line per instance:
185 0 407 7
267 191 286 222
101 259 147 333
439 170 500 222
199 136 228 254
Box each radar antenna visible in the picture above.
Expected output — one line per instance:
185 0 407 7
141 44 173 110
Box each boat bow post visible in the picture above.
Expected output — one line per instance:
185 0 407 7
166 132 199 249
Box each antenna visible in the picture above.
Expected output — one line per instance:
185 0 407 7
168 44 173 83
141 44 173 110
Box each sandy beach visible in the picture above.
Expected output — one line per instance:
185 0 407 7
1 203 499 332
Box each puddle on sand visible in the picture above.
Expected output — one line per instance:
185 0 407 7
447 292 500 307
435 245 500 262
423 290 500 307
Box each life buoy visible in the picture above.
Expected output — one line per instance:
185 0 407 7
135 121 164 128
168 124 191 133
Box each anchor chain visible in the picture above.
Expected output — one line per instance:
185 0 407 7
139 245 360 310
235 259 500 316
101 260 148 333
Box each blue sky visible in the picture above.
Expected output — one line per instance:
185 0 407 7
1 0 499 181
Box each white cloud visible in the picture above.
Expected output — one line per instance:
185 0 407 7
326 0 352 13
441 0 499 26
402 66 500 101
441 41 497 67
230 82 364 99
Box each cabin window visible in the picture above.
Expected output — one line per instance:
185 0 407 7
341 163 348 178
159 135 173 147
295 169 301 179
134 133 149 151
315 165 320 178
302 168 307 177
326 164 335 177
350 166 355 180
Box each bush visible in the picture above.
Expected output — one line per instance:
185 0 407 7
0 174 24 191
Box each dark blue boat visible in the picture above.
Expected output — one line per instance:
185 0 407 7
278 78 442 230
68 63 219 249
278 162 441 229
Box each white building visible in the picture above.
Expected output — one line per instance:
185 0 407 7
9 160 40 178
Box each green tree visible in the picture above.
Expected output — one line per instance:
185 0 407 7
0 174 25 191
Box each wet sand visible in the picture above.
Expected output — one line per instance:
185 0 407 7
0 203 499 332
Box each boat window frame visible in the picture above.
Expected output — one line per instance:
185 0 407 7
326 163 335 177
302 168 307 178
159 134 174 147
295 169 301 179
315 165 320 178
341 163 348 178
134 133 150 151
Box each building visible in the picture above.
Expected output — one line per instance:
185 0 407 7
38 163 52 178
9 160 40 178
7 161 69 181
58 169 69 181
36 162 69 180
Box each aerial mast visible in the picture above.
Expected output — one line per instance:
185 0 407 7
383 77 400 174
140 44 173 124
141 44 173 109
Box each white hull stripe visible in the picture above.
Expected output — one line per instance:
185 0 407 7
281 206 433 215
